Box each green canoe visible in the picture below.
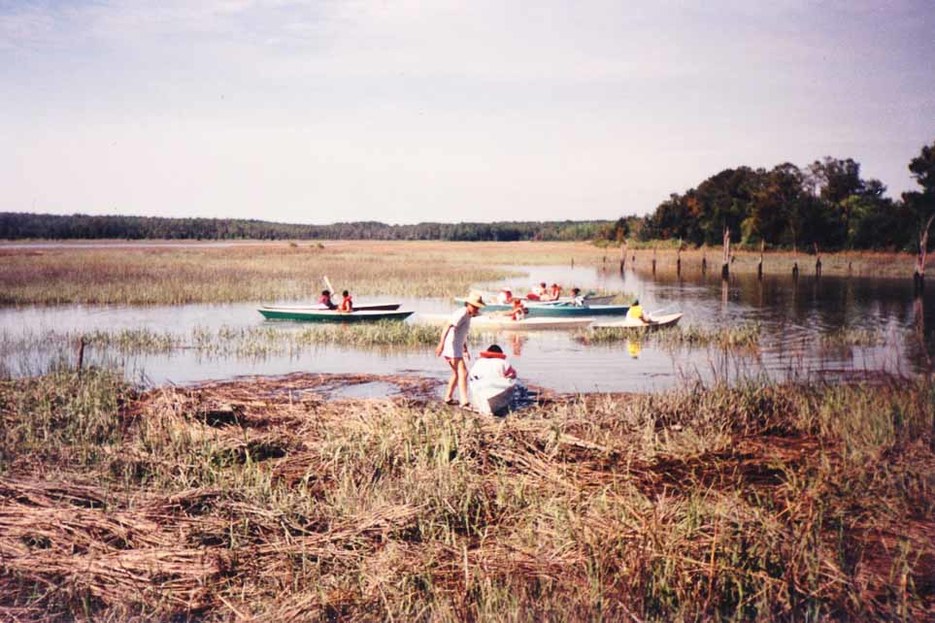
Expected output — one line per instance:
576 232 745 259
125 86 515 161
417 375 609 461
258 306 413 322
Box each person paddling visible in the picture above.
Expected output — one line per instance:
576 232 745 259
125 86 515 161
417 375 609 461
319 289 337 310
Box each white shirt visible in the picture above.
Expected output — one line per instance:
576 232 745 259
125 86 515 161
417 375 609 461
442 307 472 359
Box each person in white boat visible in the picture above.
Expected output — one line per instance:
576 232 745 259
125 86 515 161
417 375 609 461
469 344 517 384
469 344 518 415
626 299 654 324
436 291 485 407
509 298 528 320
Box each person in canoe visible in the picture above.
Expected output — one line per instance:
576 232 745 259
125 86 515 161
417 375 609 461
338 290 354 313
318 289 337 310
570 287 585 306
545 283 563 301
626 299 654 324
496 287 514 304
469 344 517 384
526 282 547 301
509 298 528 321
436 291 486 407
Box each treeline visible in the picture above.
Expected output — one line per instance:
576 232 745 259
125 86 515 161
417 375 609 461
4 141 933 250
598 140 935 251
0 213 609 242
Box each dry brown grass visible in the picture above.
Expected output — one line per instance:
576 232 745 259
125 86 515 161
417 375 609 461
1 370 933 621
1 240 921 305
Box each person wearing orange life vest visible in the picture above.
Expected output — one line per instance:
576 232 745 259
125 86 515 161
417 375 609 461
469 344 517 384
546 283 562 301
509 298 528 321
338 290 353 313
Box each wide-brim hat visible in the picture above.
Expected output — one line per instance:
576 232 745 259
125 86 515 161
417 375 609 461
465 291 486 308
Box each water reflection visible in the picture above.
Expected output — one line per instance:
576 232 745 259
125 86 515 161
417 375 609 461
0 265 932 393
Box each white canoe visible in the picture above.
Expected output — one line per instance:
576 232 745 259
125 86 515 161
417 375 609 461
470 316 594 331
470 381 515 416
592 312 683 329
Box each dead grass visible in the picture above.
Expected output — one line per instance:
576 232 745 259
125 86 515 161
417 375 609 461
1 369 933 621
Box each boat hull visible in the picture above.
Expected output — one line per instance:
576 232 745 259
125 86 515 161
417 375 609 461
455 294 614 311
592 312 683 329
258 307 413 322
524 304 630 318
470 316 593 331
470 381 515 416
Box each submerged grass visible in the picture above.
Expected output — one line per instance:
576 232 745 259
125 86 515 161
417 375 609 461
1 369 933 621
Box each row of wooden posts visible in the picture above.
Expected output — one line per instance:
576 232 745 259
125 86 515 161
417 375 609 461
614 222 933 292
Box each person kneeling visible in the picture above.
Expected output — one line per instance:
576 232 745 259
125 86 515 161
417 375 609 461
468 344 517 416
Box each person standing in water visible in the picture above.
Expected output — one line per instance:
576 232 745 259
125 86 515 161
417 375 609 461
436 291 485 407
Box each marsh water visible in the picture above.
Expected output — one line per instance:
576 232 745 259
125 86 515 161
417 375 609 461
1 265 932 394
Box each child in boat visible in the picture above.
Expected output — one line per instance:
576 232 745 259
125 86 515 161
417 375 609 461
319 289 337 310
469 344 517 383
497 287 514 304
436 291 486 407
570 288 585 306
546 283 562 301
509 298 528 321
338 290 354 312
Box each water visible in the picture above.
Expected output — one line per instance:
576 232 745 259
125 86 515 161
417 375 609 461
1 265 932 394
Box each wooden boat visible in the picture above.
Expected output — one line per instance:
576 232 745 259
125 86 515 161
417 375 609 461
454 293 614 311
592 312 683 329
470 381 515 416
524 303 630 318
258 306 413 322
470 316 594 331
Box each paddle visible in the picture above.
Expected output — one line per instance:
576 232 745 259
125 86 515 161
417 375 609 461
323 275 336 295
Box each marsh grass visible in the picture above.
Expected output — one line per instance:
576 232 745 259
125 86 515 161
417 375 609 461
583 323 763 351
1 241 921 306
1 370 932 621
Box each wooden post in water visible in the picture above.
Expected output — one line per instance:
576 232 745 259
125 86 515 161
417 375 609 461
676 240 682 276
814 242 822 278
792 244 799 280
652 248 657 275
721 227 730 280
620 241 627 273
914 214 935 292
701 248 707 275
757 241 764 280
76 336 86 379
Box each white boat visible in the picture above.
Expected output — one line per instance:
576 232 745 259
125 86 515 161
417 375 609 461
470 380 515 416
592 312 683 329
470 316 594 331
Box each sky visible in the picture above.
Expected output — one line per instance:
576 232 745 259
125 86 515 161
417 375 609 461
2 1 934 225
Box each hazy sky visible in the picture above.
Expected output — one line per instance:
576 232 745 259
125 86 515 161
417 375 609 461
2 1 933 225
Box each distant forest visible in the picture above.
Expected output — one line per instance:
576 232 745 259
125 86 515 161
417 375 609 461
4 140 933 252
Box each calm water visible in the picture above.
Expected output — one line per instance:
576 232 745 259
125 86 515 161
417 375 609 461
1 265 932 394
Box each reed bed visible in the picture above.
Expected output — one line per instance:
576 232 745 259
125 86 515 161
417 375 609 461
1 241 921 306
1 368 933 621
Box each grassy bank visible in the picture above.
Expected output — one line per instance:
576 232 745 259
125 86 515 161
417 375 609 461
0 241 921 305
1 369 933 621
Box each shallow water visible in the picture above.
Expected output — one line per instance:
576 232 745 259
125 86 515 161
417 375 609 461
1 265 932 394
